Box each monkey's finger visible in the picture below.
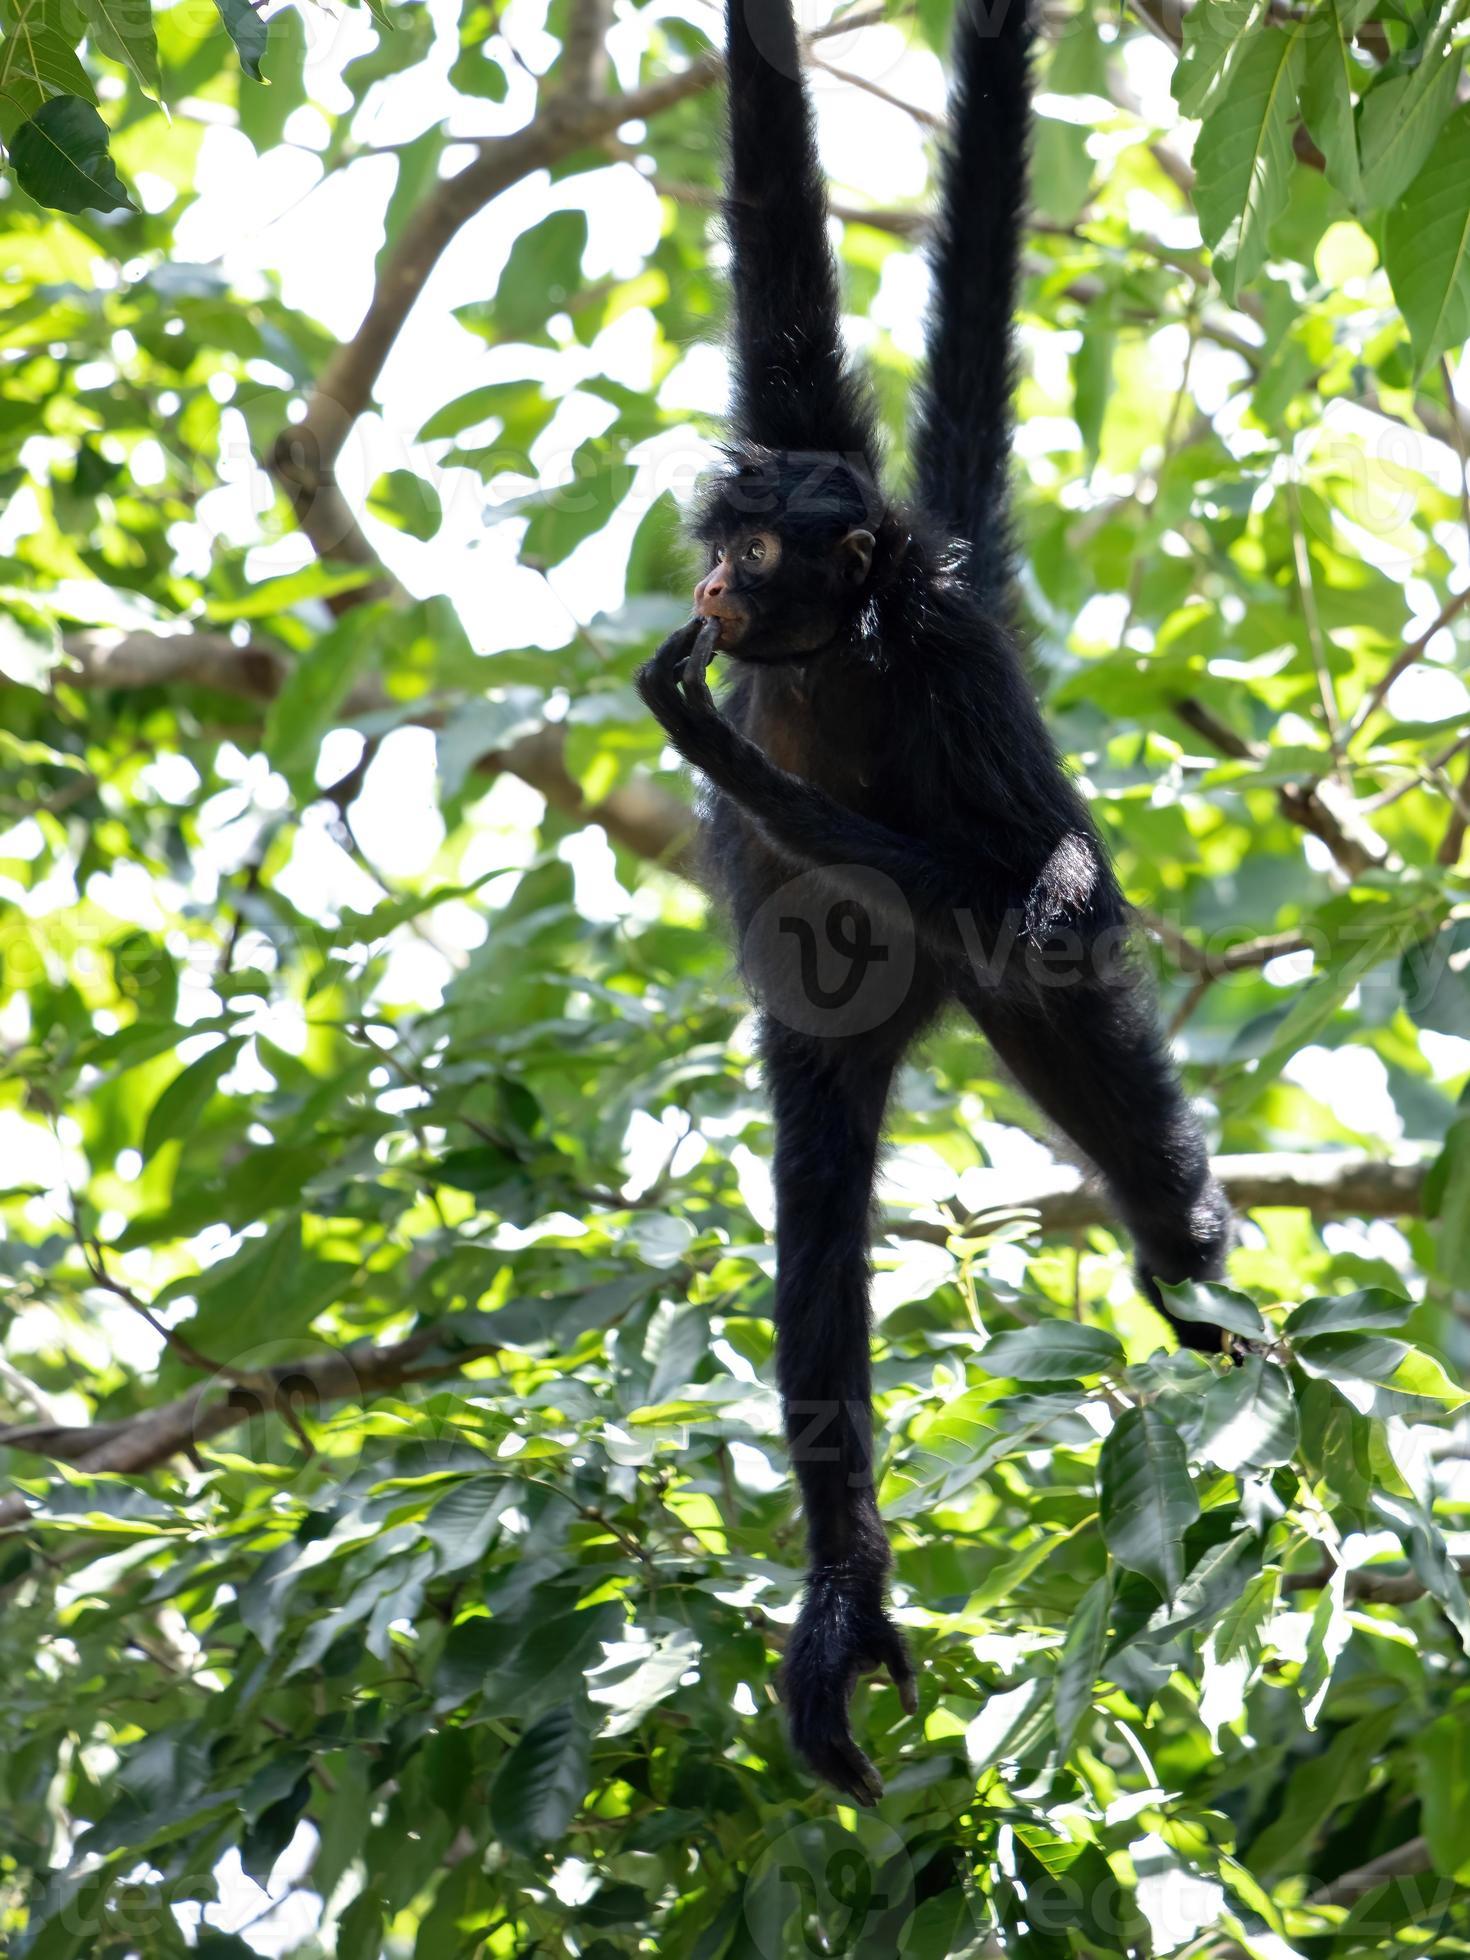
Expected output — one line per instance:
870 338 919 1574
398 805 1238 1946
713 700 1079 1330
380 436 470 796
658 619 702 674
679 631 720 715
884 1637 920 1716
693 617 722 666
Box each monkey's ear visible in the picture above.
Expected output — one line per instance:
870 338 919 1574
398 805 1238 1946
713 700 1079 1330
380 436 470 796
841 528 876 584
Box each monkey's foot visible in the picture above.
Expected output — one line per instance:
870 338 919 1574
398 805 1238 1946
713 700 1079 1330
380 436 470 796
781 1573 917 1806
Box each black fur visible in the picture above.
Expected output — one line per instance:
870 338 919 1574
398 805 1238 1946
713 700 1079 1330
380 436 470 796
636 0 1233 1805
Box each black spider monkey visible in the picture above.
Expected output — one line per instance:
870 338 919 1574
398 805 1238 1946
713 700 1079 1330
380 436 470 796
636 0 1233 1803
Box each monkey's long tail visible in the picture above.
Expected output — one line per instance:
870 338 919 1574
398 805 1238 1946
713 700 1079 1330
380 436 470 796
912 0 1034 612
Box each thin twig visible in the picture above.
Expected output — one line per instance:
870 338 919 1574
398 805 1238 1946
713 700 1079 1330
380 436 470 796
1347 585 1470 741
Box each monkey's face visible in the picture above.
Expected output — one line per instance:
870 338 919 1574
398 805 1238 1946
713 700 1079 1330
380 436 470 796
692 525 875 663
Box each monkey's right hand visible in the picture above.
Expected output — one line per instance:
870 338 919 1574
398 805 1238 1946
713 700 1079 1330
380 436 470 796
635 619 729 762
781 1571 917 1806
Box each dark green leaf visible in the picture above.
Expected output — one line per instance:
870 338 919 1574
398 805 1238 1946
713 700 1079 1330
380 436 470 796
1284 1289 1412 1337
212 0 267 81
980 1323 1124 1380
1358 22 1463 207
1195 1356 1298 1472
1053 1574 1110 1752
141 1037 242 1161
9 95 134 213
489 1704 590 1854
1160 1281 1267 1341
1099 1408 1200 1600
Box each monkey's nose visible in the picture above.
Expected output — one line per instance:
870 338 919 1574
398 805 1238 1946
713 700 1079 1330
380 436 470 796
695 571 728 614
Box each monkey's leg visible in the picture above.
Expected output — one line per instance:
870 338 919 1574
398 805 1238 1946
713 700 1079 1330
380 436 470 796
960 968 1233 1351
762 1018 917 1804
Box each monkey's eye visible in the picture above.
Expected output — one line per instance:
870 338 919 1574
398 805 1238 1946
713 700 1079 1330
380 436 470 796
744 537 768 565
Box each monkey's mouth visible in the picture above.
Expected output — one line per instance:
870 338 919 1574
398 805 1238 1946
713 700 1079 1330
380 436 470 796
693 604 749 649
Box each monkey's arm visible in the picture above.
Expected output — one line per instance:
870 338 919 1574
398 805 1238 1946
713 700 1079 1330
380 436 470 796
914 0 1034 610
637 624 1087 953
723 0 877 463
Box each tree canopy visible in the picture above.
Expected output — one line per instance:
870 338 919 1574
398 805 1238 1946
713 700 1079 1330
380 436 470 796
2 0 1470 1954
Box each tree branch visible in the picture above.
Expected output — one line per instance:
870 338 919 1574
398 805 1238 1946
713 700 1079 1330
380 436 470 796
1283 1557 1470 1607
266 0 893 561
1137 910 1314 976
888 1151 1431 1246
0 1153 1437 1523
51 628 699 873
1347 585 1470 741
559 0 613 103
0 1327 500 1533
1171 696 1395 877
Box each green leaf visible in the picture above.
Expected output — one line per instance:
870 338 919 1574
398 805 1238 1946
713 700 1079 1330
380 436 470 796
1099 1408 1200 1600
1234 936 1386 1097
1383 1346 1470 1408
184 1217 354 1355
423 1476 504 1576
367 466 443 541
489 1704 590 1854
237 0 303 151
965 1676 1051 1772
474 209 588 343
0 593 62 686
1159 1281 1267 1341
1375 1492 1470 1651
1299 1564 1350 1723
1294 1330 1409 1382
1072 320 1113 469
1294 1331 1467 1405
336 1887 386 1960
1196 1356 1299 1472
262 609 379 790
1435 1117 1470 1289
77 0 160 98
1030 112 1093 227
377 125 444 281
1358 21 1464 208
1300 0 1372 206
0 0 94 141
1173 0 1265 118
1385 103 1470 374
142 1037 242 1161
1194 24 1308 300
518 436 626 567
418 378 556 450
9 95 134 213
1144 1530 1261 1642
1284 1289 1412 1337
1416 1713 1470 1880
1053 1575 1110 1753
202 561 375 621
979 1323 1123 1381
212 0 267 81
1211 1567 1278 1666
